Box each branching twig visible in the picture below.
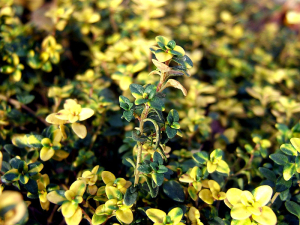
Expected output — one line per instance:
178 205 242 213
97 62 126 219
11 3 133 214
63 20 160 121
0 94 48 126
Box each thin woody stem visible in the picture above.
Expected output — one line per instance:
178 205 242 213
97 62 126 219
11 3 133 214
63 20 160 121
81 207 92 225
134 141 142 186
134 105 149 186
0 94 48 125
268 192 280 206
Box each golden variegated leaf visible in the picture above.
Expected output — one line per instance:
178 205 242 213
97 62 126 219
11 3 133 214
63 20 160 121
160 79 187 96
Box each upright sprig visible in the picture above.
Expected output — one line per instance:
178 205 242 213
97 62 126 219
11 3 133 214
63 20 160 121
119 36 193 203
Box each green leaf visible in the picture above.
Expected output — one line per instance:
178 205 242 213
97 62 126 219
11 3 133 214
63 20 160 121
156 36 168 48
41 61 52 72
1 161 11 173
210 149 223 161
283 163 296 181
144 84 156 99
152 173 164 186
167 40 176 49
132 131 148 143
269 153 289 165
150 162 159 171
285 201 300 219
137 164 152 174
259 167 277 182
296 156 300 172
119 95 133 110
193 152 209 164
10 158 23 169
170 122 180 129
135 98 148 105
24 178 38 194
276 176 292 192
167 109 179 125
144 176 158 198
124 186 138 206
17 160 28 173
26 134 43 148
123 110 134 122
144 118 160 149
28 162 44 177
170 49 184 57
92 214 108 225
188 186 198 201
4 144 23 156
3 169 20 181
148 96 164 111
166 126 177 139
157 165 168 173
1 65 14 73
172 55 193 69
280 189 290 201
19 174 29 184
163 181 185 202
170 66 190 77
16 95 35 105
153 151 163 165
130 84 144 96
280 144 298 156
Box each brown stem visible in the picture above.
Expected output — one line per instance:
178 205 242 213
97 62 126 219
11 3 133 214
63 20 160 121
47 205 59 224
134 105 149 186
89 124 102 149
0 94 48 126
82 199 96 213
234 153 254 176
134 142 142 186
81 207 92 225
109 9 118 32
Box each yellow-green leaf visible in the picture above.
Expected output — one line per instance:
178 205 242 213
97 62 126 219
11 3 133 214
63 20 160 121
65 207 82 225
70 180 86 196
106 186 123 200
167 207 183 224
47 190 67 205
291 138 300 153
231 203 252 220
116 208 133 224
216 160 230 175
199 189 214 204
102 171 116 185
79 108 94 121
40 147 55 161
252 206 277 225
62 201 78 218
71 123 87 139
179 174 193 183
155 51 173 62
146 208 166 223
253 185 273 207
188 186 198 201
283 163 296 181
